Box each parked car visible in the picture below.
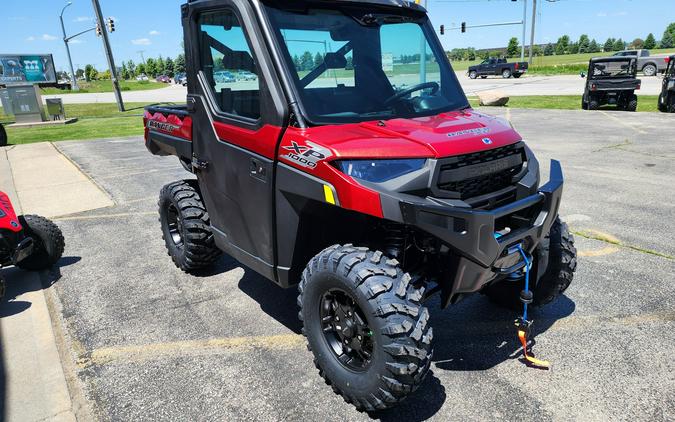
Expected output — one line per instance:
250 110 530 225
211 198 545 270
136 74 149 81
174 73 187 85
658 55 675 113
236 71 258 81
214 71 236 83
582 56 641 111
613 49 669 77
467 58 528 79
0 123 6 147
156 75 171 83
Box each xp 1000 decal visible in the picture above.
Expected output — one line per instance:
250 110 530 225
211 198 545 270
281 140 333 169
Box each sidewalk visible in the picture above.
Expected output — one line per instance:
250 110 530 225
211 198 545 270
1 143 112 421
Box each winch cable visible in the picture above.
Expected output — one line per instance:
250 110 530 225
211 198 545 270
515 244 550 369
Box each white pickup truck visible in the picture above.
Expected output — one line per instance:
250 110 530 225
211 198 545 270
613 49 670 76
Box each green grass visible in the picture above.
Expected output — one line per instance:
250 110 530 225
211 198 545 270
468 95 660 112
1 102 153 144
40 80 168 95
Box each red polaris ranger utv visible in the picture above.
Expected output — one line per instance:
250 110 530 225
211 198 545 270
0 191 65 299
145 0 577 411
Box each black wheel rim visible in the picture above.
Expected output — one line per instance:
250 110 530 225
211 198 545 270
320 289 374 371
167 204 183 247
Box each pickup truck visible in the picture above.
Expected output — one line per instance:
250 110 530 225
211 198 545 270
613 49 669 76
467 58 528 79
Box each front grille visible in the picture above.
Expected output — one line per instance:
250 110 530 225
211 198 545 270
436 142 526 200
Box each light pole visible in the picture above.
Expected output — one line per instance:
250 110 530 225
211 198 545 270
419 0 428 84
521 0 527 61
59 2 80 91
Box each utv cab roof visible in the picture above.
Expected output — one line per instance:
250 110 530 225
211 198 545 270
187 0 426 11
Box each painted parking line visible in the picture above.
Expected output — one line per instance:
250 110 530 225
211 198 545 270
54 212 157 221
599 111 648 134
573 229 674 260
78 333 305 367
77 310 675 367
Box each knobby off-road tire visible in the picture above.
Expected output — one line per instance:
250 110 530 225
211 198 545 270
588 100 600 110
159 181 220 273
627 95 638 112
483 218 577 310
0 123 7 147
658 93 667 112
298 245 433 412
16 215 65 271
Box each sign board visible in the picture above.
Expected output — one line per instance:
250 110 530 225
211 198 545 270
382 53 394 72
0 54 57 85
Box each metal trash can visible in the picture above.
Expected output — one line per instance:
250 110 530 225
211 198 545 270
46 98 65 120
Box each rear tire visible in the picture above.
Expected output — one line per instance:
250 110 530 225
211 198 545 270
642 64 657 77
513 73 522 79
0 124 7 147
480 75 488 79
299 245 433 412
159 180 221 273
588 100 599 110
16 215 65 271
483 218 577 310
627 95 638 112
658 93 667 112
502 69 512 79
469 71 478 79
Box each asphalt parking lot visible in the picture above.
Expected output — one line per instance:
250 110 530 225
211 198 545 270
7 108 674 421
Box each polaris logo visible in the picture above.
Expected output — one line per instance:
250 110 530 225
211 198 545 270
482 138 493 145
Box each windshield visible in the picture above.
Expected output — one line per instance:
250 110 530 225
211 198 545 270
263 4 468 125
590 59 637 79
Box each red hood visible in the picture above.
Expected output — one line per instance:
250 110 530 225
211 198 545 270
301 109 522 160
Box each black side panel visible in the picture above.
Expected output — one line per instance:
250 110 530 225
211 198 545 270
146 132 192 159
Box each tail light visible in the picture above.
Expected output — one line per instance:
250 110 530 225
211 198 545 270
637 83 641 90
591 83 597 91
666 57 671 64
515 63 519 70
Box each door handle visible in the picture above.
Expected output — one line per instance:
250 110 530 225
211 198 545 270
249 158 268 182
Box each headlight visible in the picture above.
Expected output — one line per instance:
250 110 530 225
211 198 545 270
335 159 427 183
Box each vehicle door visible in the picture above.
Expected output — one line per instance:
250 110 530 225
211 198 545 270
184 0 288 279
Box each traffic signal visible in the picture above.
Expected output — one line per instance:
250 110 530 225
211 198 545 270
461 22 467 33
107 18 115 33
440 25 445 35
96 23 102 37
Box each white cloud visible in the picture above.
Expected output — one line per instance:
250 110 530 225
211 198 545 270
596 12 607 17
149 30 161 36
41 34 58 41
73 16 92 22
614 11 628 16
26 36 36 41
70 39 84 44
131 38 152 46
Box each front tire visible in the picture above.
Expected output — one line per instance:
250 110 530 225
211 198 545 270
627 95 638 112
483 218 577 310
16 215 65 271
469 71 478 79
159 180 221 273
298 245 433 412
502 69 512 79
658 93 667 112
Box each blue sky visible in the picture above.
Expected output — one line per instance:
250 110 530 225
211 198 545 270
2 0 672 72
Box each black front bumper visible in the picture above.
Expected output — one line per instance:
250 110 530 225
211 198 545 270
394 160 564 305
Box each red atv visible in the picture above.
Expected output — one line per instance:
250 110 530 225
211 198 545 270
0 191 65 299
144 0 576 411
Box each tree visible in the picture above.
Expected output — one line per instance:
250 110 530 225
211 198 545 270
578 34 590 54
300 51 314 71
174 54 186 74
661 29 674 48
588 39 601 53
165 57 175 77
644 33 657 50
613 38 625 51
313 52 324 68
544 43 555 56
629 38 644 49
664 22 675 44
156 56 166 76
136 63 146 76
145 58 157 77
100 69 111 80
506 37 520 58
604 38 615 52
84 64 97 81
532 45 543 57
556 35 570 55
569 42 579 54
75 68 85 80
126 60 136 78
121 62 130 80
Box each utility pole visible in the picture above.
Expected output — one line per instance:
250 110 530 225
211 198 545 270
91 0 124 111
137 50 146 65
419 0 428 83
521 0 527 61
59 2 80 91
528 0 537 64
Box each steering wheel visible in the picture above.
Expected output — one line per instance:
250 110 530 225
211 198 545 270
384 82 440 106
